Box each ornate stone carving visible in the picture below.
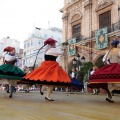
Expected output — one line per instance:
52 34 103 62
62 13 69 20
71 14 81 23
84 0 92 9
96 0 113 11
68 4 82 23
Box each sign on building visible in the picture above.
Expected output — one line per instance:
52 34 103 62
68 38 76 56
96 27 108 49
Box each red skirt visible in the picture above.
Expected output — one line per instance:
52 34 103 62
22 61 71 86
88 63 120 88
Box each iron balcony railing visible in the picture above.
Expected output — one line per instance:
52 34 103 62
72 34 89 43
92 20 120 38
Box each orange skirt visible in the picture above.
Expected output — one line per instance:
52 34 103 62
22 61 71 86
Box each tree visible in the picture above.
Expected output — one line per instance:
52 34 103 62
95 55 104 68
68 67 72 76
76 62 93 83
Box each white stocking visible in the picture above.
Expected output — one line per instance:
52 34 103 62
46 86 54 98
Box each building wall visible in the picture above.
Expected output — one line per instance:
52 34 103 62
0 37 20 54
61 0 120 71
23 27 62 68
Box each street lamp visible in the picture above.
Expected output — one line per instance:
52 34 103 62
72 58 77 65
81 56 85 63
76 54 80 61
76 54 81 71
72 54 85 70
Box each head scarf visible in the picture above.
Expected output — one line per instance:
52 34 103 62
44 38 57 46
111 40 119 46
3 46 15 52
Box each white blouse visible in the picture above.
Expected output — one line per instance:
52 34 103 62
45 48 64 56
4 54 16 62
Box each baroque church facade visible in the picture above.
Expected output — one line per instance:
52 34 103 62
60 0 120 72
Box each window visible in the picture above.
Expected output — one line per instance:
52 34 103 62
99 10 111 29
27 42 30 48
31 41 33 46
51 36 53 38
24 52 26 56
58 38 61 41
24 43 25 48
44 34 47 39
72 24 81 42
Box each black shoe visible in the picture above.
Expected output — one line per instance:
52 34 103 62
45 97 54 101
6 91 10 93
40 86 43 95
9 95 12 98
25 90 29 93
106 98 114 103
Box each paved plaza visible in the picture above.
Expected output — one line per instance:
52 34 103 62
0 90 120 120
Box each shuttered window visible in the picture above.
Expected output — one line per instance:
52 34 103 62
99 10 111 29
72 24 81 42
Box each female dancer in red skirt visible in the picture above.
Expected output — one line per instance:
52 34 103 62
88 40 120 103
22 38 71 101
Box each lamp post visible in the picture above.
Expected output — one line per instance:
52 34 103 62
81 56 85 63
76 54 81 71
72 54 85 71
72 58 77 69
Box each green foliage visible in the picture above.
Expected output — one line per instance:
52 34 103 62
68 67 72 76
76 62 93 83
95 56 104 68
62 42 68 46
76 70 84 83
83 74 89 83
81 62 94 76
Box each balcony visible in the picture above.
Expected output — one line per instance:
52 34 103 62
72 34 89 43
92 20 120 38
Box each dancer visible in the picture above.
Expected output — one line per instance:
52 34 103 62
88 40 120 103
70 68 83 93
22 38 71 101
0 46 25 98
90 66 99 95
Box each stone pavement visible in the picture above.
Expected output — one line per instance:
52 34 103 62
0 90 120 120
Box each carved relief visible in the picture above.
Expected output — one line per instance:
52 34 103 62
84 0 92 9
71 14 81 23
62 13 69 20
96 0 113 11
68 4 82 23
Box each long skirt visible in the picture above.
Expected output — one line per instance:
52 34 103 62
22 61 71 86
71 78 84 88
0 64 25 80
88 63 120 89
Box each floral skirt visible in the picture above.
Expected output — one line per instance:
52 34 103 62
22 61 71 86
0 64 25 80
88 63 120 89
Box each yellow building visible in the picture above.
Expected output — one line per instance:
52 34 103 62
60 0 120 72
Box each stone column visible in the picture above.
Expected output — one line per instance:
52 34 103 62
84 0 93 62
62 11 69 73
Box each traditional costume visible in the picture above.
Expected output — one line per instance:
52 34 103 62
70 71 83 91
88 40 120 102
22 38 71 86
0 46 25 97
22 38 71 101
